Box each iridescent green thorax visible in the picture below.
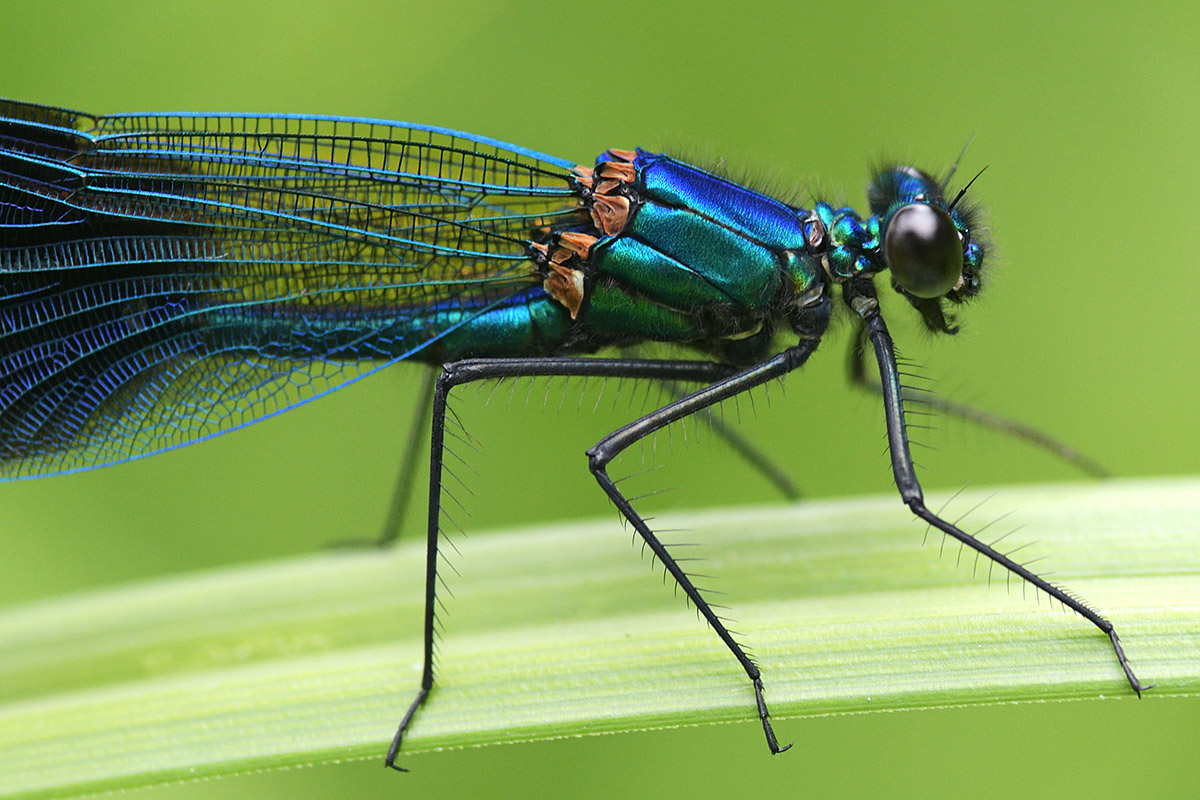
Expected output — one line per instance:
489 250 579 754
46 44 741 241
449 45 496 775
534 149 833 362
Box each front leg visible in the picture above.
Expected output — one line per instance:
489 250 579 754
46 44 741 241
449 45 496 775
854 295 1150 696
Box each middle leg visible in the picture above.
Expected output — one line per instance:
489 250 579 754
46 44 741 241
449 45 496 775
587 343 823 754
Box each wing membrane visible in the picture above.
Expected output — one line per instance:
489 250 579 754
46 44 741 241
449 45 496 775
0 100 582 478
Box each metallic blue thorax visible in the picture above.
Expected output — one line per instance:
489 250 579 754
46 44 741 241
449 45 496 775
526 149 844 361
592 152 803 310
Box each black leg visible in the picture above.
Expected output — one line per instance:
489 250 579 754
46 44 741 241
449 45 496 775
846 321 1110 477
586 342 824 755
854 295 1150 695
385 355 747 770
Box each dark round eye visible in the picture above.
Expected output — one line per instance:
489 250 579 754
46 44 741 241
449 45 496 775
884 204 962 299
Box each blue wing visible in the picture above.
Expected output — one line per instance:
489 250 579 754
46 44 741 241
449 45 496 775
0 99 582 478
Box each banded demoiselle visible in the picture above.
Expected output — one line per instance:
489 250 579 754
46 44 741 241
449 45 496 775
0 99 1148 768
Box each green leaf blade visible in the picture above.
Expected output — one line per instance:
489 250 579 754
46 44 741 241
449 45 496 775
1 477 1197 798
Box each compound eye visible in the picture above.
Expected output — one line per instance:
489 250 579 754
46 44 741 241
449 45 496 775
884 204 962 298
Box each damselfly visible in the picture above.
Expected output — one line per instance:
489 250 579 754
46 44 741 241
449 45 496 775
0 99 1148 768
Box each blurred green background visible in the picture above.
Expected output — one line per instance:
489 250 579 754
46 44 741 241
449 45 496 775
1 0 1197 797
